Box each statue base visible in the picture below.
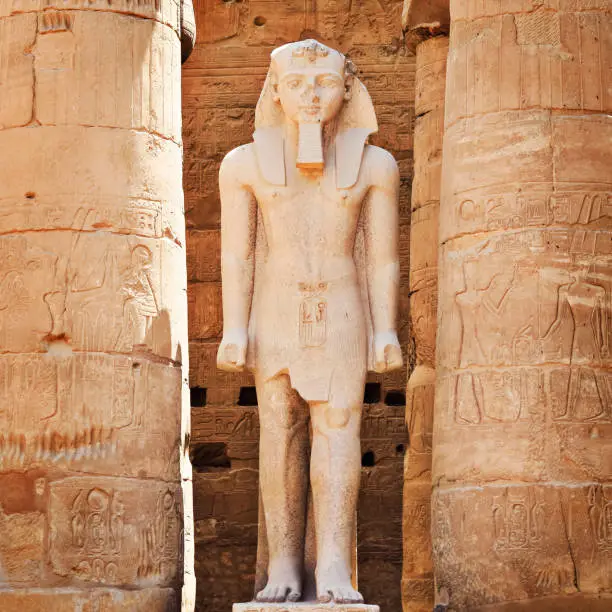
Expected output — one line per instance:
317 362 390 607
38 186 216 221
233 604 379 612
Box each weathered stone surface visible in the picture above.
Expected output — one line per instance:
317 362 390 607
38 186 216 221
0 14 37 130
402 26 448 612
0 0 191 608
0 127 185 246
0 354 182 479
187 230 221 283
0 0 182 32
433 0 612 608
48 477 183 587
0 588 180 611
471 593 612 612
0 231 186 360
445 5 611 128
0 507 45 584
188 282 223 341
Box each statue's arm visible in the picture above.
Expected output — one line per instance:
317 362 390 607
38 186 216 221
363 146 403 372
217 147 257 371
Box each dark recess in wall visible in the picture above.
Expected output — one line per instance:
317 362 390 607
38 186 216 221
191 442 231 470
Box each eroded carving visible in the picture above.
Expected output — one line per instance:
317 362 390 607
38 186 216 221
49 478 181 586
0 354 181 477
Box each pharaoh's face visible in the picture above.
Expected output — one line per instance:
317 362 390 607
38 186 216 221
276 66 346 125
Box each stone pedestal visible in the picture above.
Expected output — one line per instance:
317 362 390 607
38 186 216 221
0 1 192 609
233 604 379 612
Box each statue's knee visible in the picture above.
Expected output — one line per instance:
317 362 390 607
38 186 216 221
264 393 306 430
324 405 353 429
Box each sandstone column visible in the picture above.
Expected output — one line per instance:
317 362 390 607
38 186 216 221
0 2 192 609
402 3 449 610
434 1 612 609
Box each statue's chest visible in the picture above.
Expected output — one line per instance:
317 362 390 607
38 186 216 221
254 181 367 220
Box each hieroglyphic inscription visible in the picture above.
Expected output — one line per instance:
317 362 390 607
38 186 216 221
446 9 611 126
70 488 123 583
451 366 612 426
492 489 546 551
0 199 165 237
406 372 434 453
138 490 181 580
444 243 612 374
42 232 163 353
298 282 328 348
432 486 576 605
556 485 612 591
0 354 181 478
0 230 176 356
452 190 612 238
0 13 36 130
50 478 181 586
586 485 612 552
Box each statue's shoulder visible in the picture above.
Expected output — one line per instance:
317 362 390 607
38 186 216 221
363 144 398 174
219 143 257 184
362 144 399 189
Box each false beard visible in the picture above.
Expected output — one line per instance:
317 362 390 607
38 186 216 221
296 120 324 172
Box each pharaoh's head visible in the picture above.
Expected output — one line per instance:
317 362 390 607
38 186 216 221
268 39 351 126
255 39 377 186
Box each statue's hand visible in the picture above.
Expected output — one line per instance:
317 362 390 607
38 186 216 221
217 328 248 372
373 331 403 373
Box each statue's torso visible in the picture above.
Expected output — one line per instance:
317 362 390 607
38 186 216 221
251 162 370 284
243 143 372 398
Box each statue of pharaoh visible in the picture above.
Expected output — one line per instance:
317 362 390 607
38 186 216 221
217 39 402 605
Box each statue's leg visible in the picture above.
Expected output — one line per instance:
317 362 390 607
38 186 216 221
310 379 364 604
255 372 309 603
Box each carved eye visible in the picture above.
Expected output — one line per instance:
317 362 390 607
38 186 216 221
319 77 340 88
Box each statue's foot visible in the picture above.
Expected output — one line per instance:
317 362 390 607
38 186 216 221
255 570 301 603
316 567 364 604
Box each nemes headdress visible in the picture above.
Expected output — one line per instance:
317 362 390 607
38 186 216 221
253 39 378 189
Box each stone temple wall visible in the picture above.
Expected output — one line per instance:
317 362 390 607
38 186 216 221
182 1 415 609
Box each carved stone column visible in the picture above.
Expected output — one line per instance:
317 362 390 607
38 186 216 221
402 5 449 608
0 2 192 609
435 1 612 609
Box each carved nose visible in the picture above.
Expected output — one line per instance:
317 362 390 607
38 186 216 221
303 90 320 105
303 79 319 104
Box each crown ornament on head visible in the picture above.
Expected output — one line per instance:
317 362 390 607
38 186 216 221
272 39 344 73
291 39 330 63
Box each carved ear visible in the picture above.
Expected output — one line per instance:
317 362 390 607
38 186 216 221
255 69 285 130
